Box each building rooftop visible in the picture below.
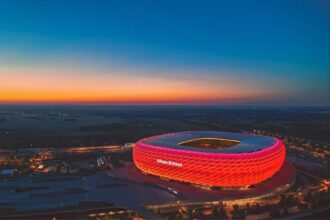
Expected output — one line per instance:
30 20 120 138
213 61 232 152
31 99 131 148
140 131 277 154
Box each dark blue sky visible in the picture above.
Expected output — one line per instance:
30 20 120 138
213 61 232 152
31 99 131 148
0 0 329 105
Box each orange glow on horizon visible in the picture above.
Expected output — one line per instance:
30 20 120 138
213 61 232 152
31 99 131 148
0 66 275 104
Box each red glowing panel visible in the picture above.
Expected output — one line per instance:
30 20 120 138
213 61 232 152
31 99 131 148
133 137 285 187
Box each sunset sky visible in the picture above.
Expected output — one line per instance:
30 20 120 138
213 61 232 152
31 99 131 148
0 0 329 105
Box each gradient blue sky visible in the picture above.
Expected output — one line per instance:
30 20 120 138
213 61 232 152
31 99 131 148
0 0 329 105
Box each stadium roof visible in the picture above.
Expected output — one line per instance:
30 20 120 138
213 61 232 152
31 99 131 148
140 131 276 154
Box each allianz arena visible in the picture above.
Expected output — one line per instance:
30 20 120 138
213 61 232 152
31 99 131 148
133 131 286 187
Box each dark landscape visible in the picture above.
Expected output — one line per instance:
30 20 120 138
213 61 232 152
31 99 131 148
1 105 329 149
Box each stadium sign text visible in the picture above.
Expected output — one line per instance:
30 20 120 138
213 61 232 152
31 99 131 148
157 159 182 167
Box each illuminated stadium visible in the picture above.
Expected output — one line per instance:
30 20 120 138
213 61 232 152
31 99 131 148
133 131 286 187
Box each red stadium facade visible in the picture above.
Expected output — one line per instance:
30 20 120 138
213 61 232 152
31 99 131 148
133 132 286 187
